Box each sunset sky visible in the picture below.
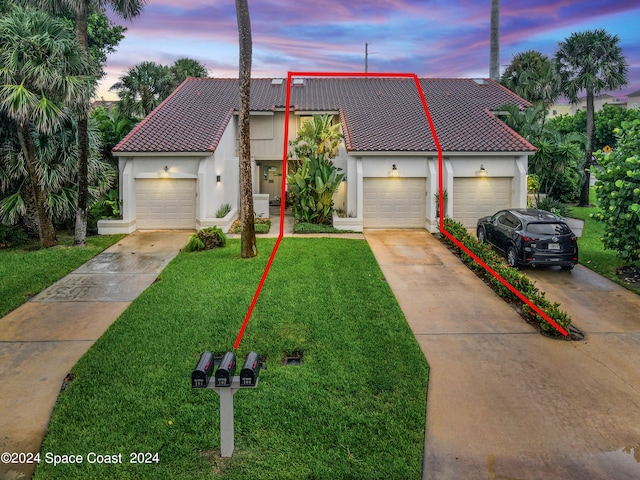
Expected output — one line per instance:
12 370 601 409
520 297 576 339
99 0 640 101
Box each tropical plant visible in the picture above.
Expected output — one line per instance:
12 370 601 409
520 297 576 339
287 114 345 225
593 119 640 267
0 116 115 232
235 0 257 258
497 103 546 141
215 202 232 218
89 103 136 165
529 129 585 201
500 50 562 106
110 61 173 118
170 58 208 88
556 29 628 206
287 155 344 225
184 226 227 252
289 114 343 171
0 5 92 247
23 0 145 245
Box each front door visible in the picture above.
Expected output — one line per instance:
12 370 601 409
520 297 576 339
259 162 283 204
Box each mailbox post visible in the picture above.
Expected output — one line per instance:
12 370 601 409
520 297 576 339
193 351 260 458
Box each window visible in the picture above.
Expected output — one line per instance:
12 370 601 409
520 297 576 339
526 223 571 235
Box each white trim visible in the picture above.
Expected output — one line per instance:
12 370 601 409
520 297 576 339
115 151 209 157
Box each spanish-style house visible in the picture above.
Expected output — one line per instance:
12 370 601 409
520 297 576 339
98 76 535 234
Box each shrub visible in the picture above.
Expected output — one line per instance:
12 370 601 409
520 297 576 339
593 119 640 267
215 203 232 218
0 224 28 248
443 218 572 334
184 227 227 252
229 217 271 234
534 196 572 218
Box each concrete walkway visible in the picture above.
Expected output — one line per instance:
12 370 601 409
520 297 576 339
0 231 191 480
365 229 640 480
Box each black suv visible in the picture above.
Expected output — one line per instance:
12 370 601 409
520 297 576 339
476 209 578 270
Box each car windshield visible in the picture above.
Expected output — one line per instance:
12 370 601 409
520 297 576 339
526 222 571 236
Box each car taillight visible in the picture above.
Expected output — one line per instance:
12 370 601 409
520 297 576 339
521 235 538 243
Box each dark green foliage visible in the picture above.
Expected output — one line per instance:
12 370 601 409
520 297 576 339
0 224 27 248
444 218 572 333
534 196 572 218
593 120 640 267
184 227 227 252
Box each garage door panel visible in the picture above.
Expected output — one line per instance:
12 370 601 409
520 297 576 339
136 179 196 229
364 178 425 228
453 177 512 228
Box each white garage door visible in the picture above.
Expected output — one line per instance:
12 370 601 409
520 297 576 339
136 179 196 229
453 177 512 228
364 178 426 228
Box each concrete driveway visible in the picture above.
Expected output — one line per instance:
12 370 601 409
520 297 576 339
365 230 640 480
0 231 191 480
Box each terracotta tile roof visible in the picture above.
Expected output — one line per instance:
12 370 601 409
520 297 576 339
113 77 534 154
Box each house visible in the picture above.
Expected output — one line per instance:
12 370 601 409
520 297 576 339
627 89 640 110
572 93 627 113
99 76 535 234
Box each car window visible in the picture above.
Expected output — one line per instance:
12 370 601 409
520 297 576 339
492 211 506 223
498 213 519 229
506 213 521 229
526 223 571 235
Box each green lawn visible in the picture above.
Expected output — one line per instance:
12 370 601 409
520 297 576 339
0 233 124 317
35 238 429 480
570 189 639 294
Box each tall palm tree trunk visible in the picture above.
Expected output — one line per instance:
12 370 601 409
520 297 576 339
74 1 90 245
236 0 257 258
17 125 56 247
580 89 595 206
490 0 500 81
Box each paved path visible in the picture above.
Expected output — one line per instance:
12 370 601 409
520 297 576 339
365 230 640 480
0 231 191 480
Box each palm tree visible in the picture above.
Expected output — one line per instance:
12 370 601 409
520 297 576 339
30 0 147 244
0 5 91 247
555 29 628 206
170 58 208 89
236 0 257 258
501 50 562 107
110 61 173 118
1 116 115 231
490 0 500 81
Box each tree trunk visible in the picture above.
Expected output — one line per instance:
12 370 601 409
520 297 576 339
17 125 56 248
74 2 90 245
579 88 594 206
490 0 500 81
236 0 257 258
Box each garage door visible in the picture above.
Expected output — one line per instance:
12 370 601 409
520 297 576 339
136 179 196 229
453 177 512 228
364 178 426 228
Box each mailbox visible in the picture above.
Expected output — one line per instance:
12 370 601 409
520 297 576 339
214 351 236 387
240 351 261 387
192 351 214 389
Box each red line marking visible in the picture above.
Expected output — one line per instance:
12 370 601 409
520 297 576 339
234 71 567 349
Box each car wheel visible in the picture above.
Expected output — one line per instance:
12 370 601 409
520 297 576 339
561 265 574 271
506 246 518 267
477 227 486 243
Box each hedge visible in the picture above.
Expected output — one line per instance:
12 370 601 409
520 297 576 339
442 218 572 335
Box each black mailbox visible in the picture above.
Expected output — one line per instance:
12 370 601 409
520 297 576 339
214 351 236 387
192 351 214 388
240 351 260 387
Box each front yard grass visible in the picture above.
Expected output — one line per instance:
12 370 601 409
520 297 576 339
570 189 639 294
0 233 124 317
35 238 428 480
